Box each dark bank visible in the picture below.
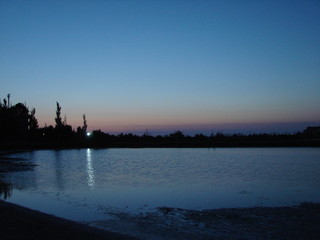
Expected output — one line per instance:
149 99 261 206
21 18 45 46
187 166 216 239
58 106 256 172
0 200 138 240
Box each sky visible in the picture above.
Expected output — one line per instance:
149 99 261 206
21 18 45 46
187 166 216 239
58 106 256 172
1 0 319 135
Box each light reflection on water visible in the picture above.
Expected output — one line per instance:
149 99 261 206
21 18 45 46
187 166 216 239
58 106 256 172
1 148 320 221
86 148 95 189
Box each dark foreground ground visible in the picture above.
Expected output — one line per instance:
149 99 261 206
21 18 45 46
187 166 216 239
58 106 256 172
1 200 320 240
0 200 138 240
91 203 320 240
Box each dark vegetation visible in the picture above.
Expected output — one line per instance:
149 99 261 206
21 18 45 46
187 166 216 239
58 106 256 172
1 94 319 149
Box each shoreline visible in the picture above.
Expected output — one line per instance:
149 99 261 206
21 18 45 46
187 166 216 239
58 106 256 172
0 200 138 240
1 135 320 150
1 200 320 240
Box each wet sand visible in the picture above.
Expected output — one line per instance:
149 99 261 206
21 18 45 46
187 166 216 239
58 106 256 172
1 200 320 240
91 203 320 240
0 200 138 240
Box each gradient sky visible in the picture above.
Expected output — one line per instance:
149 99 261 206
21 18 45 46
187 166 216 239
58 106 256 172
1 0 319 135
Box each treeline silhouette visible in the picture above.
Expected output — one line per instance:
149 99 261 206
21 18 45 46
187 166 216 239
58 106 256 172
1 94 319 149
0 94 38 139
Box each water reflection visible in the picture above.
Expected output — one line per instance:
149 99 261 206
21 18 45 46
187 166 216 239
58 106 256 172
54 150 64 192
0 180 12 199
86 149 95 189
0 153 38 197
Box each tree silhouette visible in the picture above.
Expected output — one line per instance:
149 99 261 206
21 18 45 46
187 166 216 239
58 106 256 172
63 114 67 125
29 108 39 131
82 114 87 132
55 102 63 127
170 130 185 138
0 95 38 138
7 93 10 108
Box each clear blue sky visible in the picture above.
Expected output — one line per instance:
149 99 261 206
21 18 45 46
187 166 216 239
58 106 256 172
1 0 319 135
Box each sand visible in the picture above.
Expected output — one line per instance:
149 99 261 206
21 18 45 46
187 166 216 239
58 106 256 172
1 200 320 240
0 200 138 240
90 203 320 240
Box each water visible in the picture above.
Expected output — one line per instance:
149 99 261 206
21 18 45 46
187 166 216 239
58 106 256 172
1 148 320 222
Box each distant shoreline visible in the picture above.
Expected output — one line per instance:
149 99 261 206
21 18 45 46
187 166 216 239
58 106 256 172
1 137 320 150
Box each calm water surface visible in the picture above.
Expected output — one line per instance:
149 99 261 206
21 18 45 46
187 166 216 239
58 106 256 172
2 148 320 221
